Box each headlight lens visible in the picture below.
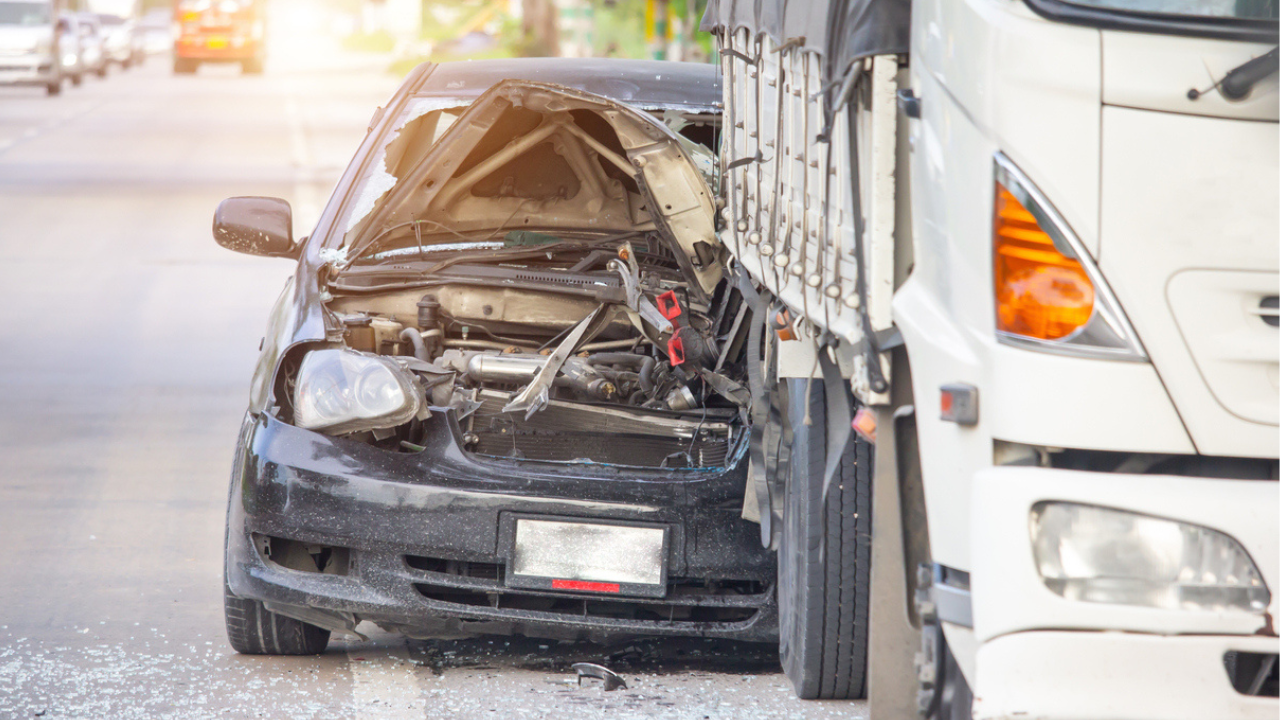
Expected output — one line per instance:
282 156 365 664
993 154 1146 361
1030 502 1270 612
293 348 420 434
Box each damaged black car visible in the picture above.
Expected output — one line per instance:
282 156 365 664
217 59 779 654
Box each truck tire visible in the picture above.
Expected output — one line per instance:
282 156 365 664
924 625 974 720
778 378 871 699
224 580 331 655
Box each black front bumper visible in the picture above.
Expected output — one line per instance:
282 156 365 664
225 412 777 642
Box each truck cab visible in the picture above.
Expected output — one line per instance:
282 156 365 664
172 0 264 75
704 0 1278 715
902 0 1278 716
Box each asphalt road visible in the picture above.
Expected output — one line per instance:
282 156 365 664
0 45 867 720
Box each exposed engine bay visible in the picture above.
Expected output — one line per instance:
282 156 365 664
286 81 753 470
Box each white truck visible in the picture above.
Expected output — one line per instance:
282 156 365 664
702 0 1278 716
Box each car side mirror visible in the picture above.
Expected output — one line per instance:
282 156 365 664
213 196 298 259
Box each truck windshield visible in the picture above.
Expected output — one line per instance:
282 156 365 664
1063 0 1276 19
0 2 51 25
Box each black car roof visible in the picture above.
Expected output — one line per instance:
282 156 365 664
414 58 721 111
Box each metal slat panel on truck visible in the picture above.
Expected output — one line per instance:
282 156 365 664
719 26 899 403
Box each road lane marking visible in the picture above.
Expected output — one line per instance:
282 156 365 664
346 640 427 719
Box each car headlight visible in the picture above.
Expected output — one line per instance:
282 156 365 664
293 348 421 434
1030 502 1270 612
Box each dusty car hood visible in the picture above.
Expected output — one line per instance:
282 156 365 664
345 80 723 295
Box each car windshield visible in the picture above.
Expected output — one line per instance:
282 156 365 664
0 1 52 25
1059 0 1277 19
337 97 470 249
336 92 720 262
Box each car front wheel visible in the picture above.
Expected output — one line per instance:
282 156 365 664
223 580 331 655
778 378 872 699
223 423 330 656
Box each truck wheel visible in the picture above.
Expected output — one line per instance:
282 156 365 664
778 378 871 699
241 58 263 75
923 624 974 720
173 58 197 74
224 580 331 655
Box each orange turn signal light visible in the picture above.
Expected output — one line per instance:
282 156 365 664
993 183 1093 340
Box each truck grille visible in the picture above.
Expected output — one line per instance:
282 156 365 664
1225 651 1279 697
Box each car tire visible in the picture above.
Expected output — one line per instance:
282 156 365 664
778 378 871 700
224 580 331 655
70 72 82 87
241 57 263 75
95 65 107 78
173 58 196 74
45 77 61 95
222 420 331 656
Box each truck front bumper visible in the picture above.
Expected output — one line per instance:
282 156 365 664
175 36 261 61
970 466 1278 719
975 631 1277 720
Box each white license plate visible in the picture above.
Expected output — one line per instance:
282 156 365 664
508 518 668 597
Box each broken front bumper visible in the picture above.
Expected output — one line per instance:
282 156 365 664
225 412 777 642
970 467 1279 720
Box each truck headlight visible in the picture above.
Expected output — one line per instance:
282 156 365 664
293 348 420 434
1030 502 1269 612
992 153 1146 361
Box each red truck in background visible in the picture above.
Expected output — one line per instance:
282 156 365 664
172 0 263 74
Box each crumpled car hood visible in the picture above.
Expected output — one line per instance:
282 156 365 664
345 80 723 295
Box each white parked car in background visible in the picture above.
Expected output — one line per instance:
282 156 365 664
0 0 67 95
137 7 171 56
73 11 106 78
97 13 141 68
55 11 81 86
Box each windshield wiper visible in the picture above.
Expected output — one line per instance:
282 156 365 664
1189 47 1278 101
